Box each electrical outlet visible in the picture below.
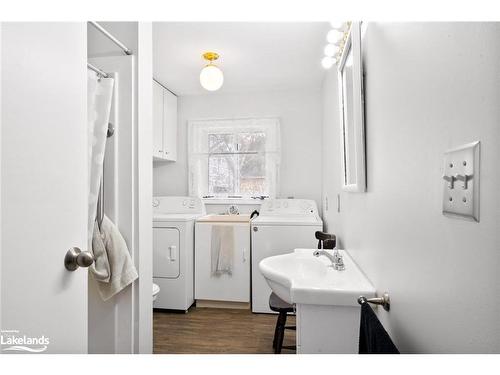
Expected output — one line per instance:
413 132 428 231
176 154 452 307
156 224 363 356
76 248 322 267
442 141 480 222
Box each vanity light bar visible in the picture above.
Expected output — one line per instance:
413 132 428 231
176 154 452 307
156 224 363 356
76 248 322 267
321 21 352 69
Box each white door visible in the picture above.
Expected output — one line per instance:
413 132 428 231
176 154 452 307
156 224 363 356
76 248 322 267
152 80 164 159
195 222 250 302
153 227 180 278
1 23 88 353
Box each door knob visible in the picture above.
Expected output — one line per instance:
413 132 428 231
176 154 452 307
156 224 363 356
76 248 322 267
64 247 94 271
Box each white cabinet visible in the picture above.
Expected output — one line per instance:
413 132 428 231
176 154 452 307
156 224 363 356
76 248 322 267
296 304 361 353
153 80 177 161
194 222 250 302
163 89 177 161
153 81 164 159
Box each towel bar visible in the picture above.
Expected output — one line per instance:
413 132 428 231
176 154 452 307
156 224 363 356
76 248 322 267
358 292 390 311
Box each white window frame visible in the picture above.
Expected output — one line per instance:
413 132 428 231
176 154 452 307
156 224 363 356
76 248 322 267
188 118 281 199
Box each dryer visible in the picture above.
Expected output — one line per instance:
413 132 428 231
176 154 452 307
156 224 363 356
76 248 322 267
153 196 205 311
251 199 322 313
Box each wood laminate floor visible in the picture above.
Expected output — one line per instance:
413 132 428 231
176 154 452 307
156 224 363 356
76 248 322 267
153 307 296 354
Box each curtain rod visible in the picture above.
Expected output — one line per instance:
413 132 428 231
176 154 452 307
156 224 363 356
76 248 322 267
88 21 133 56
87 62 109 78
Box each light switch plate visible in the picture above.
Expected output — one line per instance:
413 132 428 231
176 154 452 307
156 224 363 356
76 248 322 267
442 141 480 222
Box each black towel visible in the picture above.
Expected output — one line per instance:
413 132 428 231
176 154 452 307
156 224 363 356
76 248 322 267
359 302 399 354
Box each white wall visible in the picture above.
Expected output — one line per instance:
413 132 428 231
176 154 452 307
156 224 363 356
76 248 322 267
153 89 323 209
322 23 500 353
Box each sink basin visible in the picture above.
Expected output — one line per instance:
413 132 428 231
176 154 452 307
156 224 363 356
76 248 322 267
197 214 251 223
259 249 375 306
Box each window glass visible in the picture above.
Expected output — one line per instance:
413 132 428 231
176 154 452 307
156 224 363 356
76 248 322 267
208 154 236 195
207 131 267 196
239 154 266 196
189 118 279 199
236 132 266 152
208 133 235 153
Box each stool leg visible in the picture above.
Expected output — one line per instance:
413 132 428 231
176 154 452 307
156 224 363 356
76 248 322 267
272 315 280 349
275 312 287 354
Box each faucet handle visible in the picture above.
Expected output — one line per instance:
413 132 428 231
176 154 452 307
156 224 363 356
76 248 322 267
334 253 345 271
333 248 340 259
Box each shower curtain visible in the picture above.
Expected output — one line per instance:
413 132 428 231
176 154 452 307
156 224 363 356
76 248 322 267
87 71 114 250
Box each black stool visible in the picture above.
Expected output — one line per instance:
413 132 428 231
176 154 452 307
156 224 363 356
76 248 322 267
269 292 296 354
315 231 336 249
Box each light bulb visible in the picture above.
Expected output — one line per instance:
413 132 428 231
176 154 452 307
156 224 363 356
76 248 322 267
326 29 344 44
324 44 338 57
321 56 335 69
200 64 224 91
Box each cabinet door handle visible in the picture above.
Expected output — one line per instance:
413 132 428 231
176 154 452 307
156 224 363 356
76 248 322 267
169 245 177 261
242 247 247 263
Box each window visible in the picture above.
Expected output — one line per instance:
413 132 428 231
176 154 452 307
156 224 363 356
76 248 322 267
188 118 280 199
208 132 266 196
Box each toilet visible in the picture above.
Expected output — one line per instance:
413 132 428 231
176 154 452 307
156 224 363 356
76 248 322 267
152 283 160 302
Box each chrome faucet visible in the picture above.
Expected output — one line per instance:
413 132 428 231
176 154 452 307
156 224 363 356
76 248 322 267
313 249 345 271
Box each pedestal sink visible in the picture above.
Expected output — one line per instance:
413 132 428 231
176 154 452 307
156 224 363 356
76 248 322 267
259 249 376 354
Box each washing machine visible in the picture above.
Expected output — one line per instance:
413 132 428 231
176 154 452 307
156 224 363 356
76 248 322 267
251 199 323 313
153 196 205 311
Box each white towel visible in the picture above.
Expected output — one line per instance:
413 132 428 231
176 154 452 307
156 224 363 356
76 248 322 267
93 215 138 301
210 225 234 276
89 220 111 282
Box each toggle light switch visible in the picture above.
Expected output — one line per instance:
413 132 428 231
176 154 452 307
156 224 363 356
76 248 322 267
442 174 456 189
442 141 480 222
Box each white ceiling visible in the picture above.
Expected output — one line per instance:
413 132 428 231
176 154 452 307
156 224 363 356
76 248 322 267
153 22 329 96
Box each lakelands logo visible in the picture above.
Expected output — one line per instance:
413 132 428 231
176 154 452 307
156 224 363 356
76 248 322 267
1 329 50 353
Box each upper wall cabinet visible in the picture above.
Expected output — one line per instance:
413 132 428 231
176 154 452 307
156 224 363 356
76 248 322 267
153 80 177 161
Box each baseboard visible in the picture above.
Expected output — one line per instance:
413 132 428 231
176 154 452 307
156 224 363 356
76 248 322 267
195 300 251 310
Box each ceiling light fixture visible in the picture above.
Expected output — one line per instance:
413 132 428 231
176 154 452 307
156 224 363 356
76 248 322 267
199 51 224 91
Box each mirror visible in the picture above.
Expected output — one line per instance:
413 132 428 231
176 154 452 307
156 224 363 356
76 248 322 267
337 22 366 192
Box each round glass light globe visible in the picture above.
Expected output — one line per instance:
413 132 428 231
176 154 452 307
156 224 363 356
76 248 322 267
326 29 343 44
321 56 335 69
324 44 338 57
200 64 224 91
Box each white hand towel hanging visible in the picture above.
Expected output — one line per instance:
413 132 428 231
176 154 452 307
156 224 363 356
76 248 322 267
94 215 138 301
210 225 235 276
